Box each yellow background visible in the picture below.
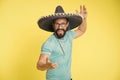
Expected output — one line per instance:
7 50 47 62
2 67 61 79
0 0 120 80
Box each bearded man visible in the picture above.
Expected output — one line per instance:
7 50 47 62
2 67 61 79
37 5 87 80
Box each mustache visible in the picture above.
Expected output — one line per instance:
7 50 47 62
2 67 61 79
55 29 65 32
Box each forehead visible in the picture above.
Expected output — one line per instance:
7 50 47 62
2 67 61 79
54 18 68 23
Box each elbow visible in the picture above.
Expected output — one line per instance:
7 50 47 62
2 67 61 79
81 27 87 34
36 64 41 70
36 66 45 71
36 62 46 71
83 29 87 33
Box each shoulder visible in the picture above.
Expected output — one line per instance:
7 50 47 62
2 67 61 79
41 34 56 55
42 34 55 47
66 30 76 40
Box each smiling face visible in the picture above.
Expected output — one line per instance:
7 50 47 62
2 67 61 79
53 18 69 39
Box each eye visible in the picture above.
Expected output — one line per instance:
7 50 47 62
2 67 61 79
54 23 67 27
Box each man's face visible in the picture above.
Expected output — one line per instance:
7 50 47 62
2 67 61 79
53 18 69 39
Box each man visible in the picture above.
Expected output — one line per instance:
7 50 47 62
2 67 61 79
37 5 87 80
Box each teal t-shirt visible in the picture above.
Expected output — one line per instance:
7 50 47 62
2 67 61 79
41 30 76 80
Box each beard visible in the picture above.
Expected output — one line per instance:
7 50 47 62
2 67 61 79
55 29 66 39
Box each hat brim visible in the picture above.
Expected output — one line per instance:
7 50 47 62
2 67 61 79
38 13 83 32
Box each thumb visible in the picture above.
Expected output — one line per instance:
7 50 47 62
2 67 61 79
46 58 52 68
75 10 79 13
46 57 50 64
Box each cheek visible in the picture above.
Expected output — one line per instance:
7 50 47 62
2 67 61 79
64 27 68 30
54 27 58 31
53 26 57 31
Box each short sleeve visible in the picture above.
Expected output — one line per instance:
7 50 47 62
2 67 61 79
67 30 76 40
41 40 52 55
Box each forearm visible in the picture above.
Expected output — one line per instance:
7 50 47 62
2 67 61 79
78 18 87 33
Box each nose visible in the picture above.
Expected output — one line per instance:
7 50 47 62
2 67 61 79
58 26 62 29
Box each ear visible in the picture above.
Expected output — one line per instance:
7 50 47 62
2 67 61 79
66 22 70 31
66 22 69 28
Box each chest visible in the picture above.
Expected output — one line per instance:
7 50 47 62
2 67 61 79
50 38 72 63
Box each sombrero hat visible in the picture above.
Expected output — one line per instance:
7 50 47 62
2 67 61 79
37 5 83 32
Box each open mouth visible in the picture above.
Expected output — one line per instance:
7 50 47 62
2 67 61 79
55 29 66 39
57 29 64 35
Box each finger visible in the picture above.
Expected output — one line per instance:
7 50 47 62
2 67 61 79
83 5 87 13
83 5 86 10
75 10 79 14
51 63 58 69
46 59 53 67
51 65 57 69
52 63 58 66
46 58 51 64
47 62 52 66
48 65 56 69
80 5 82 14
47 62 55 68
46 63 53 69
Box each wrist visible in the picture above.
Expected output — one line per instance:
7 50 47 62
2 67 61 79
83 17 87 21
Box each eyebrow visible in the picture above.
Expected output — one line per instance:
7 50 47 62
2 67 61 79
53 18 69 23
55 22 67 24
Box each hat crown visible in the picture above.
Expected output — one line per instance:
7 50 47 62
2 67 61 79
55 6 65 13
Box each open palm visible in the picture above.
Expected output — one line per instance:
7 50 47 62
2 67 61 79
76 5 87 20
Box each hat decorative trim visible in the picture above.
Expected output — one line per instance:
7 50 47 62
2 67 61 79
40 13 82 19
